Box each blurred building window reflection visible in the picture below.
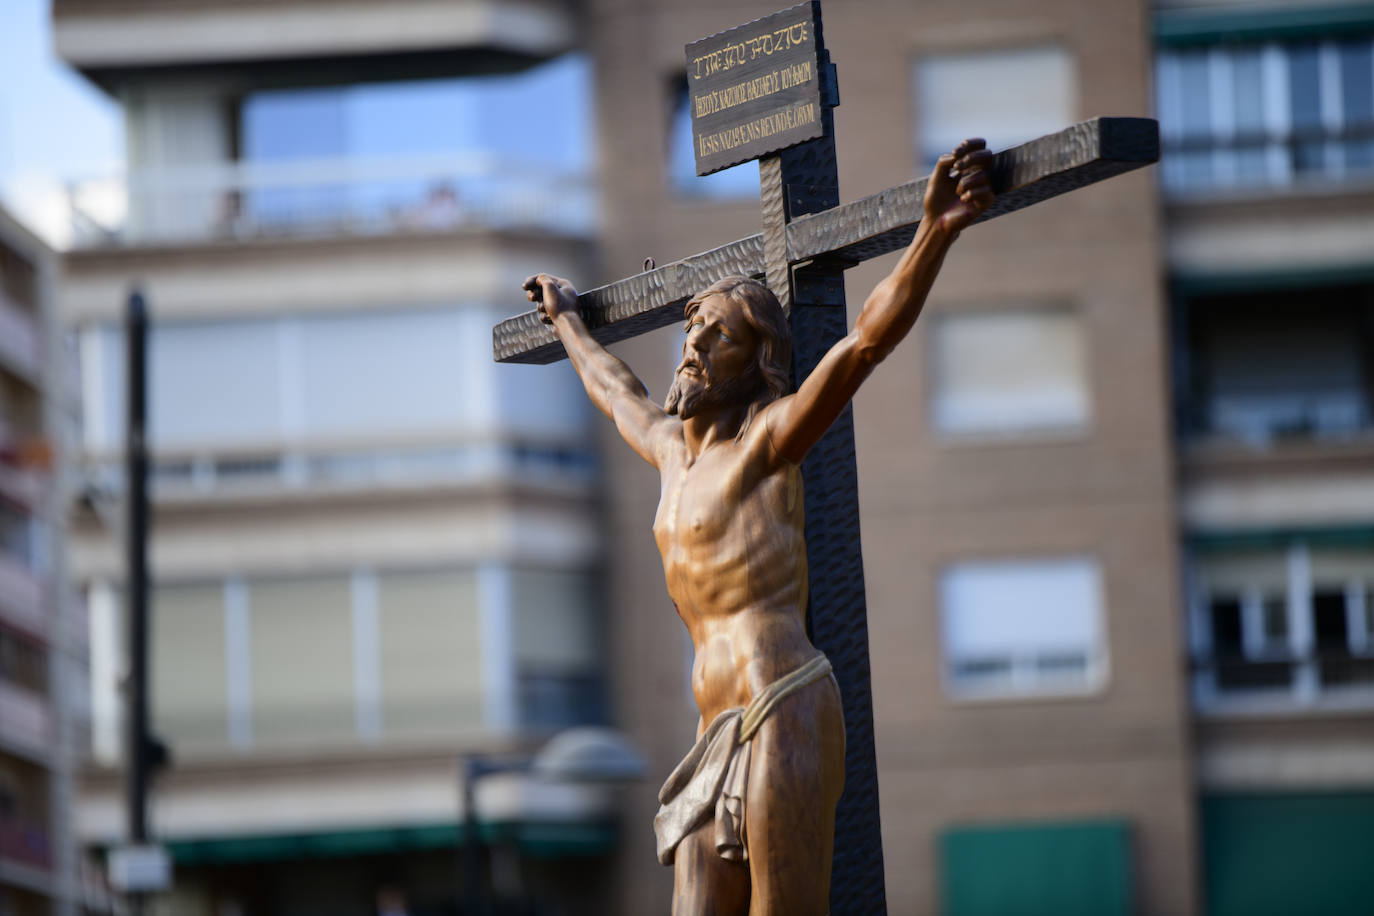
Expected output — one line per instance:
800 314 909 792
940 557 1107 699
1191 543 1374 711
1177 280 1374 446
78 55 596 245
122 564 602 760
1157 36 1374 193
929 306 1091 438
510 567 605 728
78 306 594 496
915 45 1077 167
376 568 483 740
667 75 760 199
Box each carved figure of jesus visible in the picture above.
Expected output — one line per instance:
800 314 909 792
523 139 993 915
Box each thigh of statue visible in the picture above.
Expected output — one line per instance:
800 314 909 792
744 675 846 916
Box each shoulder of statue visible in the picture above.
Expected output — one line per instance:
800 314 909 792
652 415 689 465
754 396 802 469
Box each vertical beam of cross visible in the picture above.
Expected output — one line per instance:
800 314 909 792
760 107 888 914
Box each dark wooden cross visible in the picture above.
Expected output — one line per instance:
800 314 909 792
493 4 1157 912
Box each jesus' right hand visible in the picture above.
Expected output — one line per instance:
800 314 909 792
523 273 580 325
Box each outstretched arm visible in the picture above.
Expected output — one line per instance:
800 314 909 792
765 138 995 464
522 274 675 468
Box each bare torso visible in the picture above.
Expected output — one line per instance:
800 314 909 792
651 424 820 728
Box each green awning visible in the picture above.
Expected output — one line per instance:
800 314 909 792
940 818 1133 916
168 820 617 866
1187 526 1374 554
1156 5 1374 47
1203 792 1374 916
1171 264 1374 299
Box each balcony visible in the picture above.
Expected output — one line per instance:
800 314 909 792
67 154 597 250
1188 540 1374 715
0 817 51 874
0 681 52 762
1157 36 1374 199
53 0 577 93
0 293 41 383
0 461 43 512
81 434 596 506
1175 277 1374 451
0 552 46 643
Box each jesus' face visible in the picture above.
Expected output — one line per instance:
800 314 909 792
664 293 763 420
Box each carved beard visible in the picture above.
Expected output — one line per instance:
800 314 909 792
664 363 765 420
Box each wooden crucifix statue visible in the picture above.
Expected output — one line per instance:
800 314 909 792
496 4 1156 913
524 139 992 915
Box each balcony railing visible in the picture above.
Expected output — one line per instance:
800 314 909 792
0 293 41 380
0 818 51 872
1193 649 1374 712
82 434 596 501
66 153 598 248
1161 122 1374 196
0 551 46 641
0 461 43 510
0 680 52 758
1187 393 1374 448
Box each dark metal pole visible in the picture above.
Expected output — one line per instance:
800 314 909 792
462 757 489 916
125 289 150 913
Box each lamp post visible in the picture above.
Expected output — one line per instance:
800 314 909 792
460 727 645 915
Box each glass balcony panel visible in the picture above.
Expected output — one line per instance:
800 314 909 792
0 681 52 759
0 552 45 639
0 294 41 380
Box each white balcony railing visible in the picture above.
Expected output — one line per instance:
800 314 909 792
0 680 52 759
81 434 597 501
67 153 598 248
0 551 46 641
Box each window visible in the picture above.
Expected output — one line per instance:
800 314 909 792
80 306 585 461
0 500 39 572
1157 36 1374 192
929 307 1091 437
915 46 1076 166
99 563 602 756
1191 542 1374 710
511 567 604 728
122 55 594 242
940 557 1107 698
377 569 483 738
667 76 760 199
1177 280 1374 446
151 583 230 752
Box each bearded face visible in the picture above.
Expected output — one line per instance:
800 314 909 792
663 357 765 420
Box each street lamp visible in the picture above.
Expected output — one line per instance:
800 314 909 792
461 727 645 915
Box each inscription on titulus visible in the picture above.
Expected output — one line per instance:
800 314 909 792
686 1 825 176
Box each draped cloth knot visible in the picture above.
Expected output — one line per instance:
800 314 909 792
653 654 833 865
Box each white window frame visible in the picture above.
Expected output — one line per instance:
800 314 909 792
939 555 1109 702
926 304 1094 443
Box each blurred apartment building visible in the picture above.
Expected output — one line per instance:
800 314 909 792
1 208 99 914
51 1 618 914
49 0 1374 915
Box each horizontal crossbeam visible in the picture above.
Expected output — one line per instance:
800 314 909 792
493 116 1158 364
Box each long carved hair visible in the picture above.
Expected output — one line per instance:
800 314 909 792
681 276 792 440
